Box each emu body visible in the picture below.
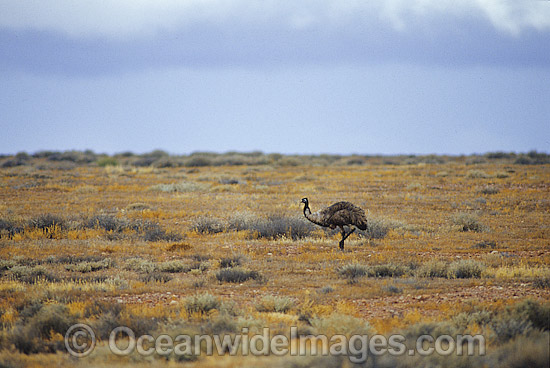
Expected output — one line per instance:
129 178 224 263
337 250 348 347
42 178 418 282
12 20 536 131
301 197 367 250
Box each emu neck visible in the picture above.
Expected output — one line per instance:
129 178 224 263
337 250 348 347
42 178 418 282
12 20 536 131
303 204 311 217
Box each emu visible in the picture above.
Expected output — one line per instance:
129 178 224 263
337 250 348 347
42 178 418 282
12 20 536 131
301 197 368 251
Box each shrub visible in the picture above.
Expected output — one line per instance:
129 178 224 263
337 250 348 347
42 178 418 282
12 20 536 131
226 211 257 232
138 221 182 242
383 285 403 294
219 255 243 268
337 263 367 283
451 212 486 232
97 157 118 167
149 181 208 193
255 295 295 313
416 260 449 278
480 186 500 195
0 218 23 238
472 240 496 249
156 260 192 273
468 169 491 178
191 216 225 234
215 268 261 283
248 215 315 240
185 293 220 315
534 275 550 289
448 260 485 279
9 265 59 283
10 304 75 354
514 151 550 165
503 299 550 332
124 257 157 273
367 263 409 277
65 258 113 273
29 214 67 230
140 272 173 283
319 286 335 294
85 214 128 232
310 313 371 336
185 156 213 167
357 217 404 240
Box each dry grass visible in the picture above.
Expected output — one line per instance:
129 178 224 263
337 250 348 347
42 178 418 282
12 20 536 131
0 152 549 366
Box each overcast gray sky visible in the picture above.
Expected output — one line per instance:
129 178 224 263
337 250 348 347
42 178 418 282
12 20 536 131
1 0 549 155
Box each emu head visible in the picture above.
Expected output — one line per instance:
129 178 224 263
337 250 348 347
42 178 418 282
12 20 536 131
301 197 309 210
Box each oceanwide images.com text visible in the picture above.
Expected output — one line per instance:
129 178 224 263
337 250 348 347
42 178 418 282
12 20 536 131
65 324 486 363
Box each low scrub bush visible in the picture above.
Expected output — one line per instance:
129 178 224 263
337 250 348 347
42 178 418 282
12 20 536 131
29 214 67 230
185 293 220 315
337 263 368 283
472 240 496 249
248 215 315 240
0 218 23 238
255 295 295 313
468 169 491 178
65 258 113 273
448 259 485 279
480 186 500 195
319 286 335 294
310 313 371 336
534 274 550 289
149 181 208 193
219 255 243 268
85 214 128 232
356 217 405 240
156 260 193 273
215 268 261 283
8 265 59 283
137 221 183 242
191 216 225 234
451 212 486 232
415 260 449 278
139 272 173 283
367 263 409 277
10 304 76 354
416 260 485 279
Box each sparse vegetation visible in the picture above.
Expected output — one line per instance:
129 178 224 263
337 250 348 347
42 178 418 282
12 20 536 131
0 151 548 367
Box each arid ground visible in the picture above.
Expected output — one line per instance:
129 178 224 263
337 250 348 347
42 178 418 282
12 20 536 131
1 151 549 367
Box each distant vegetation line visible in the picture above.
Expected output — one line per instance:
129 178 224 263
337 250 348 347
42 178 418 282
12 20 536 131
1 149 549 168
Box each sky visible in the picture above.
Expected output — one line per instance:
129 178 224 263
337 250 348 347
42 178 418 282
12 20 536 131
1 0 549 156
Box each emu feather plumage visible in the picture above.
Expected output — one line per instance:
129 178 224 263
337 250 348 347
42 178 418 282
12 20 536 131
301 198 368 250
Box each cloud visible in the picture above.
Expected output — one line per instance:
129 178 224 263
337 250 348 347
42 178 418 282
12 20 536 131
1 0 548 76
1 0 549 39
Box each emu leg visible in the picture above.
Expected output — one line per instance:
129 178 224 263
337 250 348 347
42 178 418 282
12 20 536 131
342 227 356 242
339 227 356 251
339 229 346 251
